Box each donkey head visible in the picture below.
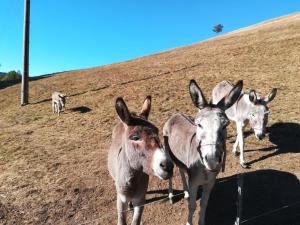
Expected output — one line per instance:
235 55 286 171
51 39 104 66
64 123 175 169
248 88 277 140
58 94 67 108
115 96 173 180
189 80 243 171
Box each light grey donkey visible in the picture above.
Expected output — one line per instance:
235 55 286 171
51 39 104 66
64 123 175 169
52 91 67 115
164 80 243 225
212 80 277 168
108 96 173 225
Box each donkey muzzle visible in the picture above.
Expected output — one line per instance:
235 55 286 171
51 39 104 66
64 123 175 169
152 149 174 180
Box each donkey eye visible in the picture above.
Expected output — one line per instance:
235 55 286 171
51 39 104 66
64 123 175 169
197 124 202 128
130 135 140 141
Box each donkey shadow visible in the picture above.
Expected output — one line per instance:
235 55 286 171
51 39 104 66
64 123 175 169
69 106 92 113
146 170 300 225
246 122 300 165
207 169 300 225
145 170 300 225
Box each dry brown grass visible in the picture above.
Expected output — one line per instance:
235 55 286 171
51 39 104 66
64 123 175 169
0 13 300 225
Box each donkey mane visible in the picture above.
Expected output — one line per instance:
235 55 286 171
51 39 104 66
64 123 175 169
178 113 196 126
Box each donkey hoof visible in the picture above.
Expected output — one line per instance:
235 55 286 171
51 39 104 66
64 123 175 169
168 193 174 204
240 162 250 169
128 201 133 209
184 191 189 199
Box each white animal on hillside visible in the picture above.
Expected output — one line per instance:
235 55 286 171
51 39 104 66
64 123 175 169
51 92 67 115
212 80 277 168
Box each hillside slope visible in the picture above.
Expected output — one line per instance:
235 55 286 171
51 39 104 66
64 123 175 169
0 13 300 225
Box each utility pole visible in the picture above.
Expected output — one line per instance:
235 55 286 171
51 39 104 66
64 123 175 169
21 0 30 106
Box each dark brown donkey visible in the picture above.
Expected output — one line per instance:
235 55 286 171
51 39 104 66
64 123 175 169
108 96 173 225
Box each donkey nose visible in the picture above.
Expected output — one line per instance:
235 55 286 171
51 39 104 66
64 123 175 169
160 161 173 172
256 133 265 140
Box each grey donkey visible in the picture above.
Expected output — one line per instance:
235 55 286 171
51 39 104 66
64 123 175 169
107 96 173 225
164 80 243 225
212 80 277 168
52 91 67 115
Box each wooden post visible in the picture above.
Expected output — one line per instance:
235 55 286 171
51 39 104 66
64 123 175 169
235 173 244 225
21 0 30 106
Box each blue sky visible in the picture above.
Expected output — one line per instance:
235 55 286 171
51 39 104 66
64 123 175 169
0 0 299 77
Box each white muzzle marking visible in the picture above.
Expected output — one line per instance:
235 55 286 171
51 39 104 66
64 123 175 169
152 148 168 179
254 128 264 139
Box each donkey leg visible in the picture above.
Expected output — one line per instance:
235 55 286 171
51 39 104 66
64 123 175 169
232 137 239 156
198 180 215 225
236 123 249 168
53 102 57 114
117 194 128 225
131 195 145 225
180 169 189 199
52 101 55 113
187 183 198 225
233 122 241 155
168 177 174 204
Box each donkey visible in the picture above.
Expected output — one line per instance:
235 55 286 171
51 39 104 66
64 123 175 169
164 80 243 225
107 96 173 225
52 91 67 115
212 80 277 168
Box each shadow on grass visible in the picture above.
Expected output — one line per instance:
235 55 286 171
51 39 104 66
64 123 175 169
146 188 185 204
147 170 300 225
30 98 52 105
70 106 92 113
246 122 300 166
208 169 300 225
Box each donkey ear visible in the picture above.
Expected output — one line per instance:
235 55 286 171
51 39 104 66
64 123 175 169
115 97 131 125
249 90 258 104
140 95 151 119
264 88 277 103
189 80 208 109
217 80 243 110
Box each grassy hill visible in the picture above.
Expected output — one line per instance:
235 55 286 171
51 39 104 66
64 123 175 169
0 13 299 225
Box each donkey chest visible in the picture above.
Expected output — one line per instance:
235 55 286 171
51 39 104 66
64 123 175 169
189 165 218 186
117 171 149 197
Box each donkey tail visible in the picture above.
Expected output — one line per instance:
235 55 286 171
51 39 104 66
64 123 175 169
164 136 187 171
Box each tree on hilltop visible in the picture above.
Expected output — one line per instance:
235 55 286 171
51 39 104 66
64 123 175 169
213 24 223 34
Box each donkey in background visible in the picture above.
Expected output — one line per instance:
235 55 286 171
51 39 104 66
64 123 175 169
212 80 277 168
52 91 67 115
164 80 243 225
108 96 173 225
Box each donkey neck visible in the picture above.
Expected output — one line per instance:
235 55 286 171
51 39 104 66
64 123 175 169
117 147 148 195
